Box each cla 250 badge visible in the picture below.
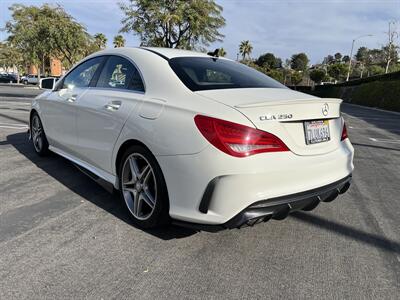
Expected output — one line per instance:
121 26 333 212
259 113 293 121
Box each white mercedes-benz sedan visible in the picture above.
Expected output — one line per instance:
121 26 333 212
30 47 354 230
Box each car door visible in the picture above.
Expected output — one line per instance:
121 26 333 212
75 55 145 173
40 56 105 155
28 75 36 84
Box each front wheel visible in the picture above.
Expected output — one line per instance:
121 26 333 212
118 145 170 229
30 113 49 156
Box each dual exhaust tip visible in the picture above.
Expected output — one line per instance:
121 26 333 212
243 181 351 228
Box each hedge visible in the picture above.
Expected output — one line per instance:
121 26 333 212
295 71 400 112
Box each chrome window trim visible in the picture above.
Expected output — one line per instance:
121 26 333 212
87 86 145 95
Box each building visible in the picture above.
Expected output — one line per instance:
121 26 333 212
27 58 64 76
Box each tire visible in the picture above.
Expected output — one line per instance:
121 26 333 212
118 145 170 229
23 80 28 85
30 113 49 156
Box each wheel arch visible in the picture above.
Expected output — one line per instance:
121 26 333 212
114 139 168 192
115 139 151 176
29 109 39 132
29 108 38 121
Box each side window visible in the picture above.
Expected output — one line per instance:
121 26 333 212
62 57 103 89
130 70 145 92
96 56 144 92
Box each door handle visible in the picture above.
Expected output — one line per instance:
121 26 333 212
104 101 122 111
66 95 77 103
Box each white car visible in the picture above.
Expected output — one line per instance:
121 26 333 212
22 74 39 85
30 47 354 230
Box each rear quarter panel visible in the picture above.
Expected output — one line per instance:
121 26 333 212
111 91 254 176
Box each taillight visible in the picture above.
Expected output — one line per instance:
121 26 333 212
194 115 289 157
341 122 348 141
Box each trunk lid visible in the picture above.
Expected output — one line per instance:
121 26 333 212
197 88 343 156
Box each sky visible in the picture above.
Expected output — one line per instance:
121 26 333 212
1 0 399 64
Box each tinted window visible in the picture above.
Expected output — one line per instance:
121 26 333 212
169 57 286 91
130 70 145 92
62 57 103 89
96 56 144 92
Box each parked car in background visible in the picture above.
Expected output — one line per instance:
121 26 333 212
21 74 39 85
30 47 354 230
0 73 18 83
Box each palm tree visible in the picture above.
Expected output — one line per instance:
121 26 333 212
113 35 126 48
94 33 107 49
218 48 227 57
239 40 253 60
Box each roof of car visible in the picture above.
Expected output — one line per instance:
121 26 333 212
141 47 210 59
92 47 211 60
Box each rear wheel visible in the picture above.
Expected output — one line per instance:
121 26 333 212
30 113 49 156
118 145 170 229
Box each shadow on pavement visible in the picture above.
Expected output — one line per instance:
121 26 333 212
291 211 400 255
0 112 29 124
5 132 197 240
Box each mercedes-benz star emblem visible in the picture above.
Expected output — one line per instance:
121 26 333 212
322 103 329 116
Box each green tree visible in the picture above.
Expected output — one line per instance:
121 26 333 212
334 52 342 62
384 21 399 73
119 0 225 50
355 47 369 63
217 47 227 57
113 35 126 48
0 42 24 75
290 53 309 71
256 53 282 69
239 40 253 60
266 69 284 83
290 71 303 86
309 69 326 84
367 65 385 76
94 33 108 49
328 63 347 81
342 55 350 63
382 44 399 73
5 3 92 75
355 47 371 78
323 55 335 65
368 48 386 66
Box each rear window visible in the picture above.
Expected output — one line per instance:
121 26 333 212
169 57 286 91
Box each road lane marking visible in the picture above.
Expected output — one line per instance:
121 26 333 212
343 115 400 122
0 122 27 126
0 122 28 130
369 137 400 144
348 127 400 133
0 125 28 130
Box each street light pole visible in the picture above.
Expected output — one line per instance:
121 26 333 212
346 34 373 82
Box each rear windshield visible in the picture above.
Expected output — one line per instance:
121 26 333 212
169 57 286 91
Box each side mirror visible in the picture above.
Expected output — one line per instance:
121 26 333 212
39 77 57 90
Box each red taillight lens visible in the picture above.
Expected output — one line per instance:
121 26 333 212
341 122 348 141
194 115 289 157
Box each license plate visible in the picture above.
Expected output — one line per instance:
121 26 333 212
304 120 330 145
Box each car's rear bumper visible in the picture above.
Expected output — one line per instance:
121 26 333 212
157 139 354 225
173 174 352 231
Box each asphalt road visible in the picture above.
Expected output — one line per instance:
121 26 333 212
0 85 399 299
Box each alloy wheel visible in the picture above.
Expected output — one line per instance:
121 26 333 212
31 115 43 152
121 153 157 220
